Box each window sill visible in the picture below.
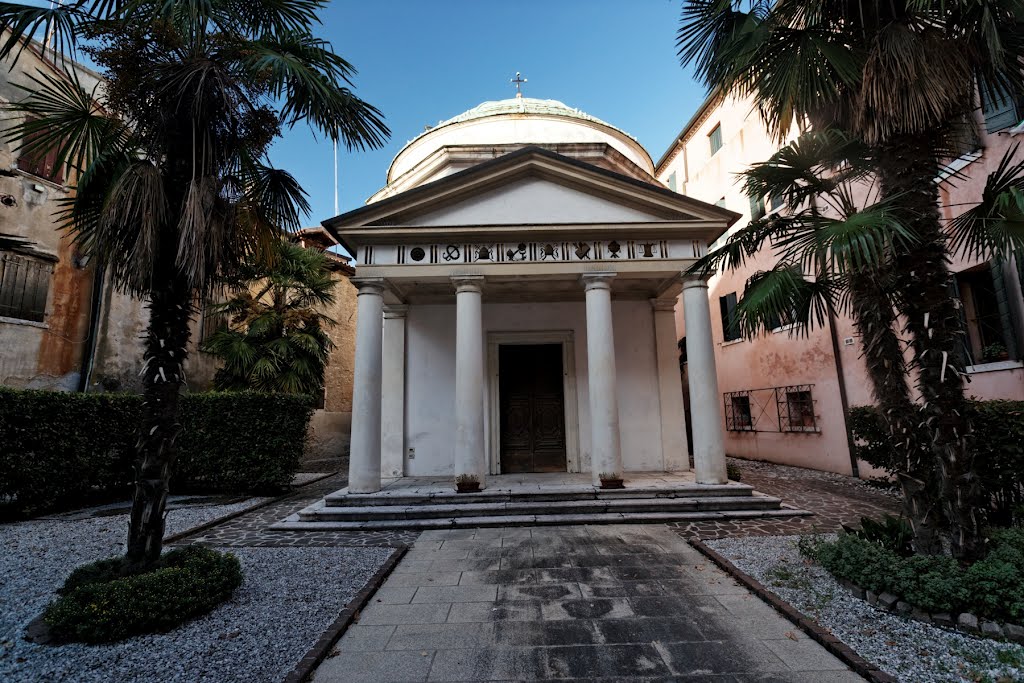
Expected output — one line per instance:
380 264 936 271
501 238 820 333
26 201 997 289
783 427 821 434
10 167 69 193
0 315 48 329
936 150 982 183
771 323 798 334
966 360 1023 374
720 338 744 348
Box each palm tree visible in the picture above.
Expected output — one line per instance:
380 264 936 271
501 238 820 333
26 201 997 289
0 0 388 567
202 239 337 396
678 0 1024 558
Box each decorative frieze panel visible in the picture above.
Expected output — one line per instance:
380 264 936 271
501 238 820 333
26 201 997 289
365 239 705 266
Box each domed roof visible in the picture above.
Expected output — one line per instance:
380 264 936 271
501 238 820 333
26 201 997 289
429 97 638 141
385 96 654 186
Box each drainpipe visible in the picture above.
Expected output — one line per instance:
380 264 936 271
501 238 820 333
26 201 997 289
77 261 105 393
827 309 860 478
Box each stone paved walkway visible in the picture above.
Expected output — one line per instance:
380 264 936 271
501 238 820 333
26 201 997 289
313 525 863 682
670 458 902 540
173 472 419 548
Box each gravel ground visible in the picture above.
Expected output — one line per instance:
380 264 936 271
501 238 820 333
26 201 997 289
0 503 394 683
707 535 1024 682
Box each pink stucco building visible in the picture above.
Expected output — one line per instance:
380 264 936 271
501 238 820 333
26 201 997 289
656 90 1024 478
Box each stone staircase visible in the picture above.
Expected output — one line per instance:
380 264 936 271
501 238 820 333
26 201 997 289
272 475 809 531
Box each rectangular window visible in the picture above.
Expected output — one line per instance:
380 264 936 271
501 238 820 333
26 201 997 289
981 84 1023 135
16 118 64 185
769 194 785 212
667 171 677 192
727 394 753 431
749 194 765 220
708 123 723 155
955 263 1020 364
0 251 53 322
719 292 740 342
782 389 817 432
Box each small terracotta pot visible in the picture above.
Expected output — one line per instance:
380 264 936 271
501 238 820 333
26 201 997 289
599 478 624 490
456 481 480 493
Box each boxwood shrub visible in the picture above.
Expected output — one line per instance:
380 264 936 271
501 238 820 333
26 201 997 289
44 546 242 643
804 527 1024 622
0 388 315 515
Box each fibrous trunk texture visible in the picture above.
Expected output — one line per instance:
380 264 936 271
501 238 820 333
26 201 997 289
878 131 983 561
126 266 192 568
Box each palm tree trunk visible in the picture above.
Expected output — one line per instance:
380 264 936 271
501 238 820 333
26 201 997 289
126 272 192 567
847 269 944 554
877 131 983 561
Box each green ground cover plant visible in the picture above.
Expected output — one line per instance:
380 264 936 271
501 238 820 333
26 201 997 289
802 526 1024 622
44 546 242 643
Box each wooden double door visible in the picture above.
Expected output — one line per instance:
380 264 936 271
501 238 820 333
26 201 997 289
498 344 567 473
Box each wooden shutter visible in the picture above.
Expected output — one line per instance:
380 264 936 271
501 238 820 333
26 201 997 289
990 259 1021 360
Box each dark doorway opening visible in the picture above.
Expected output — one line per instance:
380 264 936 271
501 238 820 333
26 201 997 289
499 344 567 473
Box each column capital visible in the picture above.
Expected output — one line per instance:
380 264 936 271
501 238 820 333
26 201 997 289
352 277 386 296
580 271 616 292
451 274 485 294
649 298 678 313
681 276 710 292
383 304 409 319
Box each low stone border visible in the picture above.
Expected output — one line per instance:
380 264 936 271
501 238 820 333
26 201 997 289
688 537 896 683
838 578 1024 644
164 471 339 545
283 544 409 683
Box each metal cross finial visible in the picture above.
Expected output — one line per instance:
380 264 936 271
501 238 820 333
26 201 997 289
511 72 527 98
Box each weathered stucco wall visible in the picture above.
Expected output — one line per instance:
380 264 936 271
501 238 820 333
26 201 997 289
0 48 99 390
658 91 1024 477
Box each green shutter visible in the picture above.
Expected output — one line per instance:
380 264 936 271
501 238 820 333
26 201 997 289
991 259 1021 360
948 276 975 365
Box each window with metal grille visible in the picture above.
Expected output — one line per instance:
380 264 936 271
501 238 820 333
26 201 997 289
0 251 53 322
16 118 64 185
782 389 817 432
708 123 723 155
719 292 740 342
727 395 754 431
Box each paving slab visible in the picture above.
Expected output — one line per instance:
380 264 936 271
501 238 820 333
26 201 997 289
312 524 863 682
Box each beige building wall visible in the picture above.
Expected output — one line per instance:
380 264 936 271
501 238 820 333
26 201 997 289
656 91 1024 477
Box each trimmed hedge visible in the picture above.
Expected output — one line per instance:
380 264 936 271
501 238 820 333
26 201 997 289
802 528 1024 622
850 400 1024 526
0 388 315 515
44 546 242 643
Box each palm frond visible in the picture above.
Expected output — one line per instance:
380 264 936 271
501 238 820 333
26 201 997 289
736 263 836 338
949 144 1024 261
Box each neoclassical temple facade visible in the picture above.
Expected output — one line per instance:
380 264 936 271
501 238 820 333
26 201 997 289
323 97 739 492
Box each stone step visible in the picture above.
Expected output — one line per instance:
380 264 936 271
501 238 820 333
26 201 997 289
301 494 783 522
271 506 811 532
323 483 755 507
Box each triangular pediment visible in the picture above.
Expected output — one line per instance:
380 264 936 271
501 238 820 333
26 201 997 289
325 147 739 233
378 176 688 227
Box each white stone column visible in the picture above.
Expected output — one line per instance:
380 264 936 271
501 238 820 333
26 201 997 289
452 276 486 489
348 278 385 494
651 298 690 471
581 272 623 485
682 277 728 484
380 305 408 479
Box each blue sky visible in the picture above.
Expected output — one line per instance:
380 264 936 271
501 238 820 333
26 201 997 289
269 1 708 225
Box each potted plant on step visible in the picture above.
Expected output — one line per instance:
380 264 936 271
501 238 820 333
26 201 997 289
598 472 624 490
455 474 480 493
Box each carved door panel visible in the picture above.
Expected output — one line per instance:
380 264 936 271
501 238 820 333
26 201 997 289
499 344 567 473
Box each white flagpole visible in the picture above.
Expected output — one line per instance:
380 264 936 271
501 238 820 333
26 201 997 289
333 135 339 217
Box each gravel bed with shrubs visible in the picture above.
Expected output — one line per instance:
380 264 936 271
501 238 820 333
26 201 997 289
0 503 393 682
707 535 1024 683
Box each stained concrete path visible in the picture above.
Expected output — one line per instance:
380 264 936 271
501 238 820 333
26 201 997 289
312 525 862 682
